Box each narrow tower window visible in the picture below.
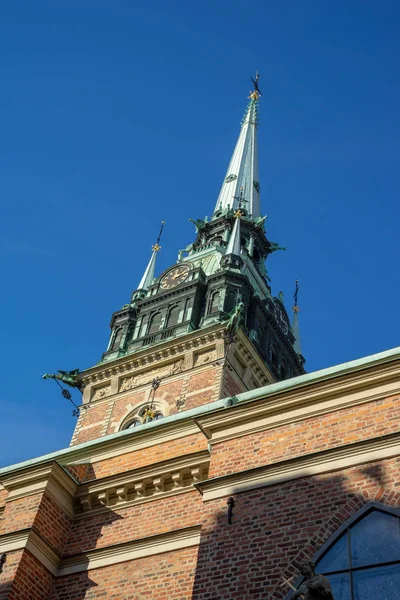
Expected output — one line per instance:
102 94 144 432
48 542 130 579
209 291 220 314
148 312 161 335
166 305 180 328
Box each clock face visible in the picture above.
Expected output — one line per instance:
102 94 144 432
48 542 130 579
160 264 191 290
274 305 289 335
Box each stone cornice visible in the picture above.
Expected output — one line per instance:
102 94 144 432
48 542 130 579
196 358 400 443
0 528 59 576
75 450 210 516
70 420 202 465
0 462 77 519
80 323 227 386
0 525 202 577
234 329 275 386
195 431 400 501
59 525 202 575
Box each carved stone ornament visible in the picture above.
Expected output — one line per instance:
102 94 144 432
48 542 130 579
119 360 184 392
91 385 112 401
194 350 217 366
75 457 209 515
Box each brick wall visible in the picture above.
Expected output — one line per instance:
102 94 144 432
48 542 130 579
191 456 400 600
50 546 199 600
71 364 222 446
33 493 72 556
64 491 203 555
66 433 207 482
1 363 400 599
209 393 400 477
0 493 43 536
0 549 54 600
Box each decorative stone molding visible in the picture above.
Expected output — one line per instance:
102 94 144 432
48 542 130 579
91 384 112 401
194 349 217 366
234 334 274 387
0 462 77 519
110 394 170 433
197 364 400 444
75 451 210 515
0 528 59 576
195 431 400 502
0 525 202 577
58 525 202 575
79 324 227 388
119 359 184 392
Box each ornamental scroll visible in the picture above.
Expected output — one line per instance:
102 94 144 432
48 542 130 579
194 350 217 366
91 385 112 401
119 360 184 392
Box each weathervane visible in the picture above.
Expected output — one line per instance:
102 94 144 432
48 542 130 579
152 221 165 252
250 71 262 99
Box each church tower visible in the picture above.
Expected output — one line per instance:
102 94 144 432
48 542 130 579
70 77 305 446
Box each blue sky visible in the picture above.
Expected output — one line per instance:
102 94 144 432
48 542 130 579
1 1 399 467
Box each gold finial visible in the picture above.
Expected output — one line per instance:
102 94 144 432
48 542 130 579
248 90 260 101
152 221 165 252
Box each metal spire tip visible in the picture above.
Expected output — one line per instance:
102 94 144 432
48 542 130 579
152 221 165 252
293 279 300 312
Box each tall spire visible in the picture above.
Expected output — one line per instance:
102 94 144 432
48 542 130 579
292 280 302 356
134 222 164 295
214 73 261 219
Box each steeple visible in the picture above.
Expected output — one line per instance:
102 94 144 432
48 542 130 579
214 74 261 219
292 280 302 356
132 222 164 300
101 75 305 379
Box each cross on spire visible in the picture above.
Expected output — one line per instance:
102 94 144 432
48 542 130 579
250 70 262 98
213 73 261 219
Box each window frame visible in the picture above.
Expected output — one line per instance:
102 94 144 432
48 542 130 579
285 501 400 600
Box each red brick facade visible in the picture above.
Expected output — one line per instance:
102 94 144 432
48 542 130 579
1 348 400 599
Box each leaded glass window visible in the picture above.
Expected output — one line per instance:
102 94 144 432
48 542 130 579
312 507 400 600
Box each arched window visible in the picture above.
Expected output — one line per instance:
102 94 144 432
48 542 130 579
271 346 279 373
125 418 141 429
122 407 164 430
148 312 161 335
111 327 123 350
184 296 193 321
293 504 400 600
166 305 180 328
209 291 220 314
